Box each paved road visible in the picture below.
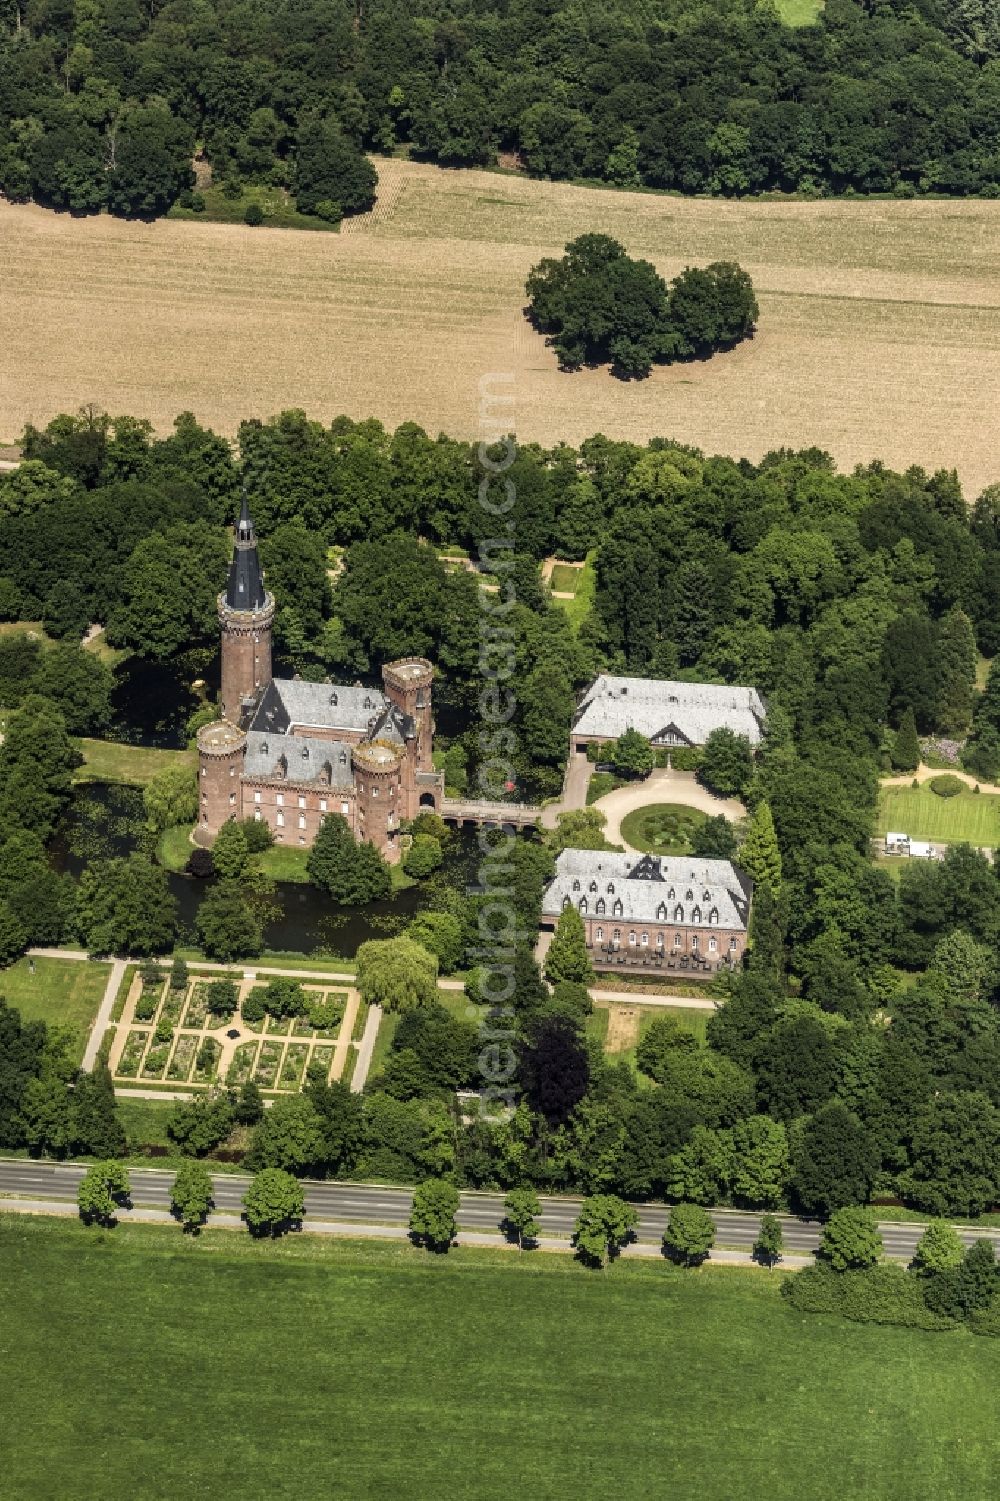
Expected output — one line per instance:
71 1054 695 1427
3 1159 999 1259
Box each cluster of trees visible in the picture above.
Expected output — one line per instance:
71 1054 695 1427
526 237 757 379
5 0 1000 215
0 1001 124 1159
785 1207 1000 1336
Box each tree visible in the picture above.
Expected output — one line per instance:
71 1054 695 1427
543 905 594 987
0 695 79 838
911 1219 964 1276
242 1168 304 1236
697 729 753 799
294 116 378 218
409 1177 460 1252
402 833 443 879
75 858 178 956
901 1091 1000 1217
818 1207 883 1271
170 1159 214 1232
692 815 738 861
195 881 263 961
934 605 977 732
666 1126 731 1204
609 727 654 778
728 1115 790 1208
518 1013 590 1125
169 956 189 992
636 1015 698 1079
891 706 921 772
29 125 107 213
70 1063 126 1157
502 1187 541 1250
754 1213 784 1269
107 106 194 218
572 1194 638 1268
663 1202 716 1266
234 1079 264 1126
78 1161 130 1227
356 937 438 1013
790 1103 878 1216
32 644 112 733
210 820 250 881
166 1092 233 1156
404 911 464 974
739 801 782 893
247 1094 324 1174
307 814 391 904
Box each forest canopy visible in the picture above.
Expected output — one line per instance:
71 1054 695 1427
525 236 758 378
3 0 1000 219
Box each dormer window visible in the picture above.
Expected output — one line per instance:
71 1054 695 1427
363 695 373 710
692 906 702 924
301 746 309 759
261 740 268 755
330 692 338 707
656 903 667 921
709 907 719 924
613 899 623 917
607 882 615 894
579 897 587 914
572 880 581 892
596 898 606 915
276 755 287 779
339 751 347 765
674 905 684 922
562 896 571 909
589 881 598 893
703 890 711 902
686 889 694 901
668 887 675 900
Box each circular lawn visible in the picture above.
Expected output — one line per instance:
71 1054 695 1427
618 803 709 855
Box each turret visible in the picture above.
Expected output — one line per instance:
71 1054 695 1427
382 658 434 770
196 720 247 841
218 493 274 723
353 741 403 863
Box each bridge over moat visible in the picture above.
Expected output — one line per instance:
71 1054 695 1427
440 798 541 830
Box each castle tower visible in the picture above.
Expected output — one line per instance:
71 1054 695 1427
218 493 275 724
353 741 403 864
196 720 248 842
382 658 434 770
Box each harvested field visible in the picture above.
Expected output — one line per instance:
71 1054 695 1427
3 158 1000 493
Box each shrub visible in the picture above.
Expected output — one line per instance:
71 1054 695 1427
306 994 345 1030
929 774 965 798
190 191 205 212
244 202 264 226
205 978 238 1016
240 817 274 854
169 956 188 991
154 1017 173 1045
241 989 266 1026
134 991 157 1022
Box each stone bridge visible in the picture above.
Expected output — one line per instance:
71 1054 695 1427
440 798 540 830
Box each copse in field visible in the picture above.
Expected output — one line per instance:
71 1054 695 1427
525 235 757 379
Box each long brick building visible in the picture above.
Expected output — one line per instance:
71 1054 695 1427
542 849 752 976
197 499 442 861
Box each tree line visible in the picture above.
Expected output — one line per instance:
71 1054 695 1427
3 0 1000 220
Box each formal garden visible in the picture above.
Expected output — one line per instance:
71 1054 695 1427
618 803 710 856
109 962 366 1094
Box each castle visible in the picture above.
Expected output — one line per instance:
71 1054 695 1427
197 499 442 862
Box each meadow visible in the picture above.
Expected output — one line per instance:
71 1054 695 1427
0 955 109 1062
3 159 1000 496
0 1215 996 1501
877 784 1000 845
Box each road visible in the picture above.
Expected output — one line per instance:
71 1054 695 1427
3 1159 999 1260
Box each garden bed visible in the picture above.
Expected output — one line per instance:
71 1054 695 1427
254 1041 284 1088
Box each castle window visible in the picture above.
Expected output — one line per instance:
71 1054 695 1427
613 899 623 918
703 890 711 902
372 786 378 798
201 767 206 778
330 693 338 707
229 766 236 777
301 746 309 760
254 791 261 804
229 792 236 805
674 933 682 948
608 883 615 894
692 907 702 924
341 801 349 816
709 937 718 953
596 927 604 942
572 880 580 892
298 814 306 829
319 799 327 813
297 796 305 809
656 903 666 920
276 793 284 807
363 696 372 709
628 931 636 947
656 933 664 949
261 741 268 755
579 897 587 913
339 751 347 765
276 811 284 827
692 936 699 951
640 932 649 947
730 938 738 951
299 835 305 845
613 929 621 946
562 896 571 909
709 908 719 925
667 888 675 900
276 755 287 779
674 906 683 922
686 889 693 901
596 898 605 916
254 810 261 822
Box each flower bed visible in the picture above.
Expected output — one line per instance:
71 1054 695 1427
117 1029 148 1079
168 1034 198 1082
279 1043 310 1089
254 1040 284 1088
193 1036 221 1082
141 1044 170 1080
227 1040 259 1086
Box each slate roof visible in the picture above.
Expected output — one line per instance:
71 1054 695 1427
572 675 766 746
243 731 356 788
249 678 389 737
224 494 268 612
542 850 751 931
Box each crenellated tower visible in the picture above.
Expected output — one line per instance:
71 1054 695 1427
218 493 274 724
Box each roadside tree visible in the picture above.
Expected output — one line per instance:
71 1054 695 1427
572 1193 638 1268
170 1159 214 1231
662 1202 716 1266
78 1160 130 1226
409 1177 460 1252
242 1168 305 1236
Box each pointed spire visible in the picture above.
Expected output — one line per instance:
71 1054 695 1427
225 483 266 610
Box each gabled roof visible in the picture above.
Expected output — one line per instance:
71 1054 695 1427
542 850 752 931
248 678 388 737
572 675 766 746
243 730 355 789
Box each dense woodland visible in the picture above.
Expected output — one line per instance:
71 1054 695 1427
4 404 1000 1219
3 0 1000 218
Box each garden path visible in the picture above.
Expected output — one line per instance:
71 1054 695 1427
881 762 1000 793
590 769 745 850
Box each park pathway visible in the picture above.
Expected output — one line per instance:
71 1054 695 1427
540 754 593 830
81 957 125 1071
352 1005 382 1093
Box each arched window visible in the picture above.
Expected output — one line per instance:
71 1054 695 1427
686 889 694 901
562 895 571 909
628 930 636 947
656 903 667 921
607 883 615 894
596 898 606 916
709 907 719 925
692 906 702 924
674 905 683 923
709 937 718 953
640 932 649 947
589 881 598 893
613 899 623 917
667 887 675 900
703 890 711 902
572 880 581 892
613 928 621 946
578 897 587 914
673 933 682 948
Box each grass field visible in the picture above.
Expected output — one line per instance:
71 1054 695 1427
3 160 1000 496
1 1216 997 1501
75 738 197 787
619 802 709 854
0 955 109 1061
877 784 1000 844
776 0 823 24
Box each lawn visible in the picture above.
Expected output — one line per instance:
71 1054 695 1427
552 549 597 631
167 181 338 232
877 784 999 845
0 955 109 1062
1 1216 997 1501
259 844 312 883
75 738 197 787
158 824 193 871
775 0 823 24
619 801 709 854
549 562 582 594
